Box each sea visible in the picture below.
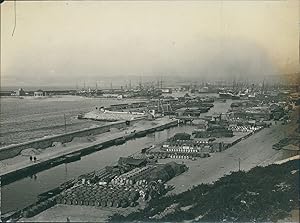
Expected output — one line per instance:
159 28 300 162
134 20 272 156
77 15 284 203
0 96 145 147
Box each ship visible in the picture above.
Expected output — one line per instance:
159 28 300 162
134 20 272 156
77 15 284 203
218 91 234 99
231 94 240 100
219 91 241 100
248 93 256 99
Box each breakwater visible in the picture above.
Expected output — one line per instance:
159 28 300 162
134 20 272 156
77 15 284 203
0 118 178 185
0 120 133 161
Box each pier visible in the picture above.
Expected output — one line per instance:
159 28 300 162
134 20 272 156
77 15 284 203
0 118 178 184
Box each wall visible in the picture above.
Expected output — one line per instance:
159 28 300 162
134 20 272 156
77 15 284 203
0 121 129 161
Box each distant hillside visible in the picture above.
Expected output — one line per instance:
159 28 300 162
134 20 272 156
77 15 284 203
110 160 299 222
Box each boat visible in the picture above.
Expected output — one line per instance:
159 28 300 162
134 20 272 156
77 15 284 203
1 211 20 222
198 107 210 113
219 91 233 99
215 98 226 103
239 93 248 99
147 128 156 133
50 157 66 166
64 152 81 163
231 94 240 100
219 91 241 100
115 137 126 145
156 125 166 131
248 93 256 99
77 114 84 119
38 187 62 201
136 130 147 137
199 103 214 108
230 102 242 108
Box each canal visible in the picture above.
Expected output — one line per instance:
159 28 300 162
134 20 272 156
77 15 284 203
1 124 195 214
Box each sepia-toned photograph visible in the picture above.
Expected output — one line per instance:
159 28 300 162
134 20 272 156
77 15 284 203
0 0 299 222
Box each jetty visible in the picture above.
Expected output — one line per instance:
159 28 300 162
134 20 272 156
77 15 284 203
0 117 178 184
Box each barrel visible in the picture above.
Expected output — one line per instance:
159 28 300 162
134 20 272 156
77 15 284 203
83 200 89 206
128 191 139 201
66 199 72 205
107 200 113 207
87 200 94 206
23 210 34 218
36 203 46 212
101 200 107 207
78 199 84 205
49 198 56 206
56 197 62 204
130 202 137 207
112 200 120 208
42 202 50 210
70 199 76 205
30 206 40 216
120 200 129 208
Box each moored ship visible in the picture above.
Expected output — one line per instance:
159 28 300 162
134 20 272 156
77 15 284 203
218 91 234 99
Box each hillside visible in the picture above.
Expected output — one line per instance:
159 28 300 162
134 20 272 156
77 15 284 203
110 160 299 222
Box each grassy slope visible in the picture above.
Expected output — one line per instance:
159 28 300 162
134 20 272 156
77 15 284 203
110 160 299 222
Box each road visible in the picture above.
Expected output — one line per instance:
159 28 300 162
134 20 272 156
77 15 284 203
165 109 298 195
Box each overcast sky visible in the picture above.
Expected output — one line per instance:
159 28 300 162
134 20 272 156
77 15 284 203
1 0 299 87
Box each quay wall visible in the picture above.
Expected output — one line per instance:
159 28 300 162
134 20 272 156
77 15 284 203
0 120 138 161
0 119 178 183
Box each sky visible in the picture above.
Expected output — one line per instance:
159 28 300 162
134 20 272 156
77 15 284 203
1 0 299 88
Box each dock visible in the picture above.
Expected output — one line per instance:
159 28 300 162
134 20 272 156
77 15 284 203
0 118 178 184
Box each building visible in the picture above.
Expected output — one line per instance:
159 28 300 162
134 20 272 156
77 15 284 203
15 88 26 96
1 91 13 96
34 89 47 97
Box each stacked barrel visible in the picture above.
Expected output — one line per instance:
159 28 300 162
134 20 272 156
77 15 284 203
111 166 156 185
55 184 140 208
94 169 117 183
22 197 57 218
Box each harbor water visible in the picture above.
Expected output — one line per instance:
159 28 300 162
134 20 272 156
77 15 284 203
1 93 233 214
1 124 195 214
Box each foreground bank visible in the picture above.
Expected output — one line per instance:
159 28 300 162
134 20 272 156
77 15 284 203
109 159 299 222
